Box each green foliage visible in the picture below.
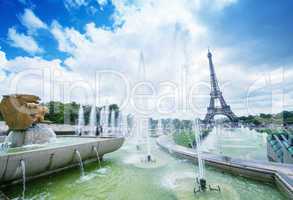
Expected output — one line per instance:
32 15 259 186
173 131 196 148
45 101 65 124
172 119 193 131
238 111 293 126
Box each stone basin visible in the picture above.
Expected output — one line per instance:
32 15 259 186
0 136 124 186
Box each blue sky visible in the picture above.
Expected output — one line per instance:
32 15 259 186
0 0 116 60
199 0 293 67
1 0 292 67
0 0 292 116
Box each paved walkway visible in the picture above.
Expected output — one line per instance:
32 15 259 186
157 135 293 198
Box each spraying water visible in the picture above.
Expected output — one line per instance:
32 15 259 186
117 111 123 135
100 107 106 136
20 160 26 200
77 105 85 136
134 115 142 150
216 123 222 154
102 106 109 134
194 120 205 181
89 104 97 136
145 118 152 162
111 110 115 134
75 150 85 176
157 119 163 135
193 121 221 194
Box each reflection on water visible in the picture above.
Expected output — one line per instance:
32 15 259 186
4 137 285 200
202 127 268 160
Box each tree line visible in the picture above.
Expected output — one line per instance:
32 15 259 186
238 111 293 126
44 101 119 125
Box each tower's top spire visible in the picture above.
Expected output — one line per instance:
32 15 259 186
207 49 212 58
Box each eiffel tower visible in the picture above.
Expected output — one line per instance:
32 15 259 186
203 50 238 125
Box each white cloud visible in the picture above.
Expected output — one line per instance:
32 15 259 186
49 0 251 115
51 20 89 54
20 9 47 33
7 27 43 54
193 0 238 11
0 70 5 82
0 53 92 104
3 0 291 117
0 50 8 69
0 50 7 82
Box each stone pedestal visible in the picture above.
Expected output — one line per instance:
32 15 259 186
5 124 57 148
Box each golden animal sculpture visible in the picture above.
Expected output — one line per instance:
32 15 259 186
0 94 48 130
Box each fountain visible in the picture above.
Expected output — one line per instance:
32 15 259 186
0 94 124 187
193 119 220 194
100 107 105 136
194 120 205 183
111 110 115 134
75 150 85 176
144 118 155 163
76 105 85 136
89 104 97 136
146 129 152 162
3 135 286 200
100 106 109 135
134 115 142 151
216 123 222 154
117 111 123 136
157 119 163 136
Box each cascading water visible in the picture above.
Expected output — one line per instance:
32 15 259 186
89 104 97 136
75 150 85 176
93 146 101 168
20 159 26 200
77 105 85 136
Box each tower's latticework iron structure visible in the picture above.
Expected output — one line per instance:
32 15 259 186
203 50 238 125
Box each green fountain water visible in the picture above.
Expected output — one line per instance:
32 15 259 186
3 137 285 200
202 127 268 160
